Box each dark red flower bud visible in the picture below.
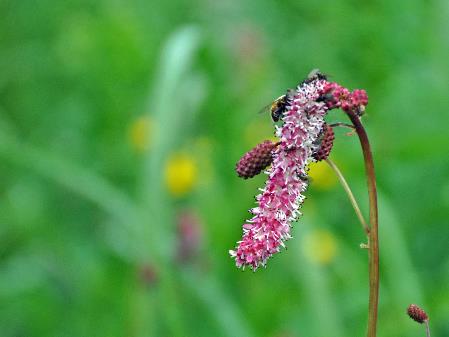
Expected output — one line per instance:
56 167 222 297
407 304 429 324
313 124 335 161
236 140 278 179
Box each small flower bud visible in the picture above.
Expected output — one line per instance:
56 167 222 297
407 304 429 324
333 86 351 106
235 140 277 179
351 89 368 106
350 89 368 115
313 123 335 161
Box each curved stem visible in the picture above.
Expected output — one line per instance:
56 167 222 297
345 110 379 337
325 158 369 235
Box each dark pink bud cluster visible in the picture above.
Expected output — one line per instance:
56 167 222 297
407 304 429 324
351 89 369 106
312 123 335 161
321 82 368 114
235 140 278 179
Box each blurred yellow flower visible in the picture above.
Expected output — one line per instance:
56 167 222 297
303 229 338 265
308 160 337 190
164 153 198 197
129 116 154 152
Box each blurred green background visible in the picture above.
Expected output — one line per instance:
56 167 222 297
1 0 449 336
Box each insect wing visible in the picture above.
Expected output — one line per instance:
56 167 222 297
257 103 272 115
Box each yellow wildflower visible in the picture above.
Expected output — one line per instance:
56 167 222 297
164 153 197 197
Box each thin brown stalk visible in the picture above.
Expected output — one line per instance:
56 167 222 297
329 122 355 130
345 110 379 337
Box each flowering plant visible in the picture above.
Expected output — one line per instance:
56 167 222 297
231 70 378 337
231 71 368 270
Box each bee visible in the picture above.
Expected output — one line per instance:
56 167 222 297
259 90 293 122
269 94 290 122
258 70 327 122
301 68 328 85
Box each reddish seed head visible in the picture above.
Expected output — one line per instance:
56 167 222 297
407 304 429 324
235 140 277 179
313 123 335 161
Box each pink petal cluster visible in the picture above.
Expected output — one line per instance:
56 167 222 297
321 82 368 113
229 78 330 270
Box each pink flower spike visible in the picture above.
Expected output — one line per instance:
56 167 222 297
230 76 330 270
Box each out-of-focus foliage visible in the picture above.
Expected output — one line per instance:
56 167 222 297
1 0 449 336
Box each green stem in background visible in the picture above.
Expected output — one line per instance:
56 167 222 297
345 111 379 337
325 158 369 235
425 321 431 337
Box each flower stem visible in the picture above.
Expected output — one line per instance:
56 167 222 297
345 111 379 337
425 321 431 337
329 122 355 130
325 158 369 235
